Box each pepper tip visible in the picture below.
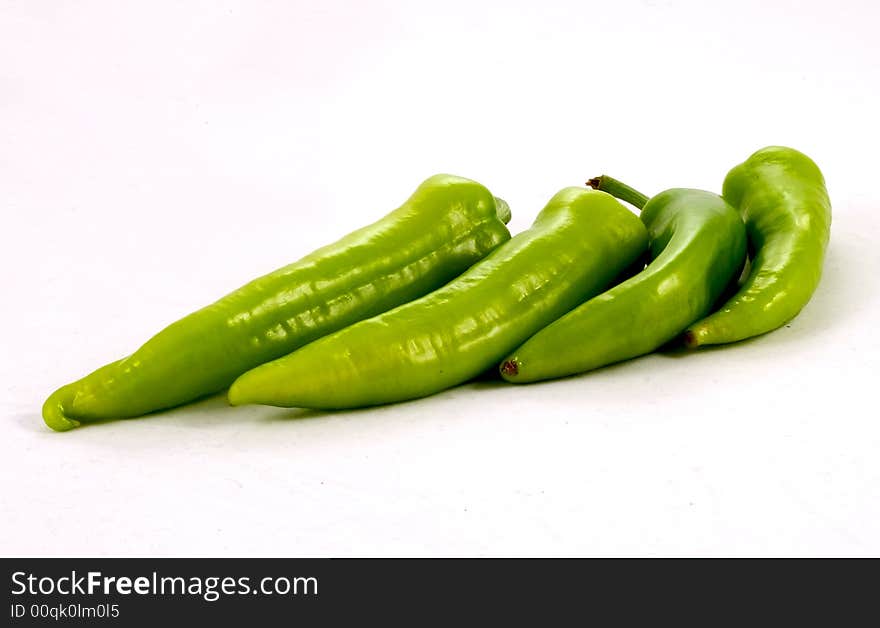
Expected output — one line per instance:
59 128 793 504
499 358 519 380
227 381 247 406
682 329 701 349
494 197 512 224
41 393 81 432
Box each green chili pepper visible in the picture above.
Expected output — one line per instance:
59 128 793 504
43 175 512 431
227 188 648 409
683 146 832 347
499 177 747 383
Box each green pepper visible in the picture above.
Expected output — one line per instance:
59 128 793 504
683 146 832 347
43 175 512 431
499 178 747 383
227 188 648 409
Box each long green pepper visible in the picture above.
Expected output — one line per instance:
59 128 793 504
43 175 512 431
227 188 648 409
684 146 832 347
500 178 747 383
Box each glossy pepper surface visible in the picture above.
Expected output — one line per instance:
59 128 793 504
500 178 747 383
683 146 832 347
43 175 512 431
227 188 648 409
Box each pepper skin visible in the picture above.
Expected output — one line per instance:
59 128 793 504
227 188 648 409
43 175 512 431
683 146 832 347
500 178 746 383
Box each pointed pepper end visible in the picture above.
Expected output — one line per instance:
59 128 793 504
42 393 81 432
682 328 702 350
499 358 521 382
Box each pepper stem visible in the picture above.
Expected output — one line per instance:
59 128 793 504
587 175 650 211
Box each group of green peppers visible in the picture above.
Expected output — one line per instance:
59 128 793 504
43 146 832 431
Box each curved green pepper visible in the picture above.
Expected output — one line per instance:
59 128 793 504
227 188 648 409
683 146 832 347
499 178 747 383
43 175 512 431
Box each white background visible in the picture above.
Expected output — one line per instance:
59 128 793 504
2 0 878 557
